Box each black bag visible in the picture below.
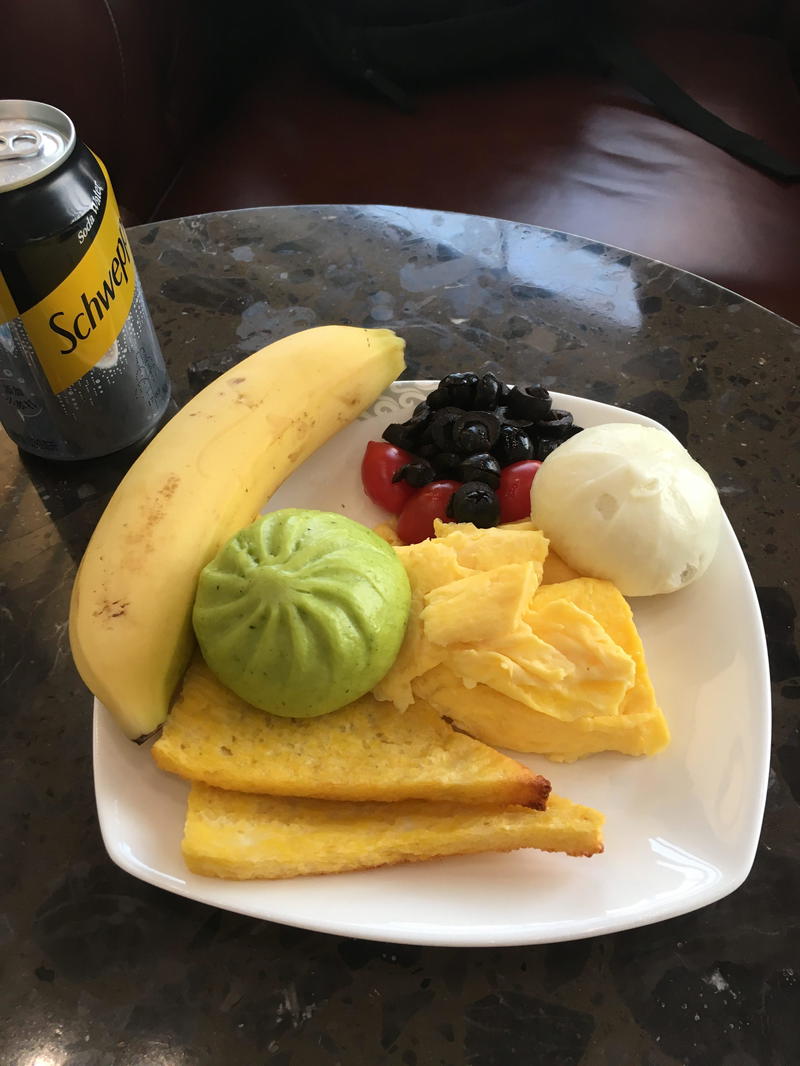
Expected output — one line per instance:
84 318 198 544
296 0 800 181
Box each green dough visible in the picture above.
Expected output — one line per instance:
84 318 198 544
192 509 411 717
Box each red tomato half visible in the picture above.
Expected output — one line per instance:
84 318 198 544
361 441 417 515
497 460 542 523
397 480 461 544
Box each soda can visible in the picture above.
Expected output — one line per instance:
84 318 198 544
0 100 170 460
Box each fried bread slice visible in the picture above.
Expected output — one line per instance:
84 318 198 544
152 657 551 807
182 786 604 879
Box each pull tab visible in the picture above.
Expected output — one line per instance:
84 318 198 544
0 129 43 160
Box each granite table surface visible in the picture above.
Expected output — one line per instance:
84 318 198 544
2 205 799 1066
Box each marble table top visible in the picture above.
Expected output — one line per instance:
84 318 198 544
2 205 799 1065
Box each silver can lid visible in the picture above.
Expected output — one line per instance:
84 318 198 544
0 100 76 193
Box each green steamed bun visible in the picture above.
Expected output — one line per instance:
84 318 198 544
192 509 411 717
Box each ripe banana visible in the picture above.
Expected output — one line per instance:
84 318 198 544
69 325 406 740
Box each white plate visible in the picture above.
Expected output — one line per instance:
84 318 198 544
93 383 770 947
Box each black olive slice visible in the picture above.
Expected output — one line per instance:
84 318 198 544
560 423 584 442
380 400 433 450
425 385 454 410
415 441 439 459
452 411 501 454
457 453 501 489
500 417 537 431
406 402 433 432
429 407 464 450
394 459 436 487
446 481 500 527
493 424 535 465
473 372 503 411
439 372 478 408
382 422 419 451
506 384 552 421
533 408 574 439
537 438 562 460
432 451 462 477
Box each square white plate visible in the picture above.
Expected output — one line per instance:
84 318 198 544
93 383 770 947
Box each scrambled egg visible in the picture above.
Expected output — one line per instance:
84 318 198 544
374 520 669 762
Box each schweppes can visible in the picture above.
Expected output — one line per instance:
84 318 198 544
0 100 170 459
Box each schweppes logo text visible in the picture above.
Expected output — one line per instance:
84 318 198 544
9 158 136 394
48 229 133 356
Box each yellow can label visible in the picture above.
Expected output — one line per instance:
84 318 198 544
0 157 135 394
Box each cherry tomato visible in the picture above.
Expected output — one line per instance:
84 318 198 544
497 460 542 523
361 441 417 515
397 480 461 544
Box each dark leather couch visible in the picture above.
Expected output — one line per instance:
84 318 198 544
4 0 800 323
